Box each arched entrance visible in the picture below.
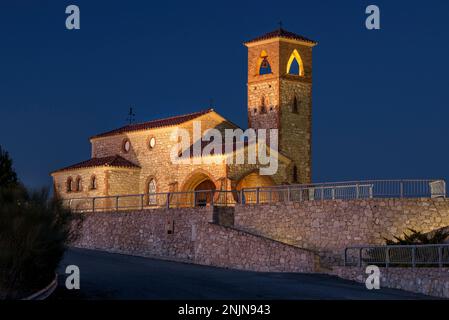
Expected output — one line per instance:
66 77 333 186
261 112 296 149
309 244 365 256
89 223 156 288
235 171 275 204
194 179 216 206
180 170 217 207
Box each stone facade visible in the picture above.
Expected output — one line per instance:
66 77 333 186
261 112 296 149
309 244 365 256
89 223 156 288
73 207 319 273
51 28 316 202
234 198 449 265
246 36 315 183
332 266 449 299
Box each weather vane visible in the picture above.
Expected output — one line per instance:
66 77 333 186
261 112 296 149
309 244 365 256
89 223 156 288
126 107 136 125
278 20 283 30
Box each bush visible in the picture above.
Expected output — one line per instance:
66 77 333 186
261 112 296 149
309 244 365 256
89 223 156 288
386 228 449 245
0 185 83 299
363 229 449 268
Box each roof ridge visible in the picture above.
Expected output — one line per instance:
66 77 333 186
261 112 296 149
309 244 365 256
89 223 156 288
91 108 214 139
137 108 213 125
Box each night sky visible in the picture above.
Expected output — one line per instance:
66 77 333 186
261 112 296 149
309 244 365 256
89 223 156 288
0 0 448 190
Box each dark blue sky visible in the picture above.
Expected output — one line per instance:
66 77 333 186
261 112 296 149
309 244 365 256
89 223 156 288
1 0 448 189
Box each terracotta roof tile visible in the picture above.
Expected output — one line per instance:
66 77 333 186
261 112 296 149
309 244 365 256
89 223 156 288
52 155 140 173
91 108 214 139
245 28 317 45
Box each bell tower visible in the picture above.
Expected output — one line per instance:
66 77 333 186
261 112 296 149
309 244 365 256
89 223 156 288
244 28 317 184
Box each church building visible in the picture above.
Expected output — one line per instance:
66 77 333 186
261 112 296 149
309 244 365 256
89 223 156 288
51 28 317 206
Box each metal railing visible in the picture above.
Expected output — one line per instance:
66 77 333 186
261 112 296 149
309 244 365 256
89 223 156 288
61 179 446 212
344 244 449 268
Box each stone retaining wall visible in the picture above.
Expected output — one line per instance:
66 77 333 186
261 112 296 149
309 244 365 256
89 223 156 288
72 207 318 273
234 198 449 265
332 266 449 298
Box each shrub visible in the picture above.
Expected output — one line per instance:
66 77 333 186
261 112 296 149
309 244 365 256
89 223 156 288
0 185 83 299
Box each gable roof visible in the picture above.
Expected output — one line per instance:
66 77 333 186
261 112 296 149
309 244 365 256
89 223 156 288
245 28 317 45
91 108 215 139
52 155 140 173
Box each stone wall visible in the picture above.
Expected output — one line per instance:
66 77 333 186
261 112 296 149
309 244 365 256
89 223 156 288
73 206 318 273
332 266 449 299
234 198 449 265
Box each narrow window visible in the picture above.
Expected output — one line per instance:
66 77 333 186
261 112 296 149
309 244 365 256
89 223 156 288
67 177 73 192
90 176 97 190
75 177 82 192
292 96 299 113
260 97 267 114
148 179 157 205
293 165 298 183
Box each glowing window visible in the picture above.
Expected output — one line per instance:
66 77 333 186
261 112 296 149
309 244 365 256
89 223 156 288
286 49 304 76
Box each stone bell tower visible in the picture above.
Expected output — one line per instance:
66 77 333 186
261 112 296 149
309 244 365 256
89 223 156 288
244 28 317 184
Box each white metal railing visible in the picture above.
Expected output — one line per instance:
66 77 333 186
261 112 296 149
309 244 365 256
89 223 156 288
61 179 446 212
344 244 449 269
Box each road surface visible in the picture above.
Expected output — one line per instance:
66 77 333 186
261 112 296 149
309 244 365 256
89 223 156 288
51 248 431 300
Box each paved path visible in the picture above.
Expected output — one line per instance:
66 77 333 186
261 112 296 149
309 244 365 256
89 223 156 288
51 248 431 300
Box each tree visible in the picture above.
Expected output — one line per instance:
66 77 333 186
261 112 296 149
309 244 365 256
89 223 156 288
0 146 18 188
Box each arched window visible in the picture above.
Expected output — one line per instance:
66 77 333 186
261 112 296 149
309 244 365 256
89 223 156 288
75 177 82 192
257 50 272 75
66 177 73 193
259 57 272 75
286 49 304 76
90 176 97 190
292 96 299 113
148 179 157 205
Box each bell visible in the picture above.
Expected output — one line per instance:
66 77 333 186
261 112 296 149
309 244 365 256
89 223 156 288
261 58 269 68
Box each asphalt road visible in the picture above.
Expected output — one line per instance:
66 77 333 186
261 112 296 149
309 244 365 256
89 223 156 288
51 248 431 300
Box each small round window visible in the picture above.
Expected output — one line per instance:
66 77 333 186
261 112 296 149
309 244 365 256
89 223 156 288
123 139 131 153
149 137 156 149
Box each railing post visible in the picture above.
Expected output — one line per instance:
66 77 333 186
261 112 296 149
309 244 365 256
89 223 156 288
443 180 446 198
240 189 244 204
140 194 144 210
166 192 170 209
256 188 260 204
356 183 360 199
411 246 416 268
438 246 443 268
92 197 95 212
331 188 335 200
321 185 324 201
344 248 348 266
359 248 362 267
193 191 197 207
369 185 373 199
400 180 404 198
299 188 303 202
116 196 119 211
210 190 214 207
386 247 390 268
287 186 291 202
